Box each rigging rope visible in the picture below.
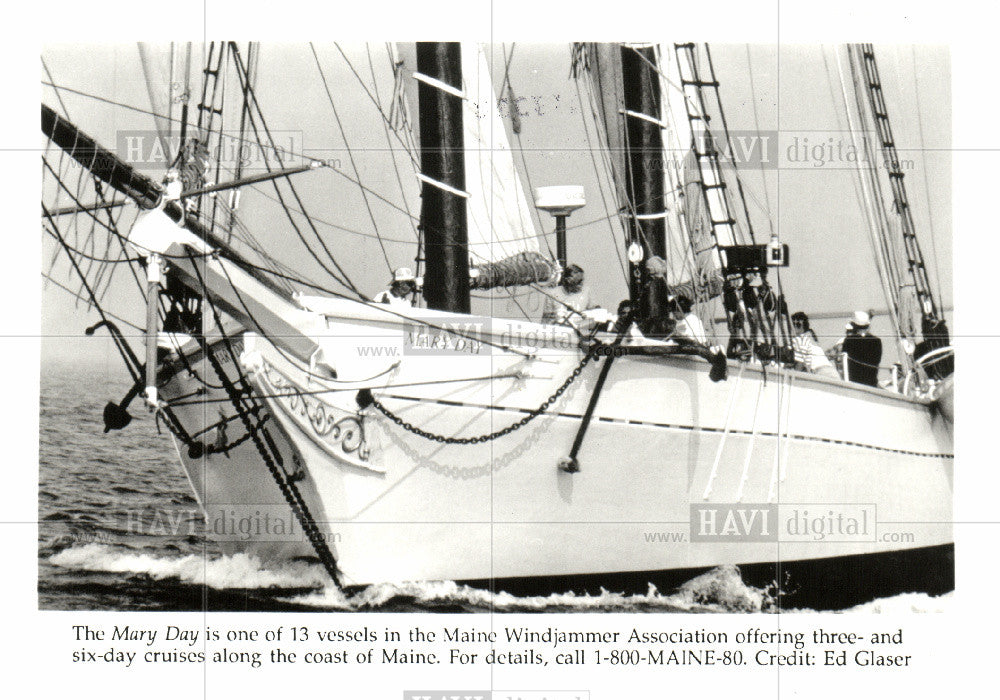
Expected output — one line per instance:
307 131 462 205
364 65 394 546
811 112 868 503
311 43 393 271
40 272 144 332
703 44 757 245
332 43 421 169
371 346 596 444
500 43 554 260
909 46 946 310
42 78 423 233
834 46 908 342
228 44 363 298
571 54 635 289
743 44 776 240
42 227 143 263
366 43 421 243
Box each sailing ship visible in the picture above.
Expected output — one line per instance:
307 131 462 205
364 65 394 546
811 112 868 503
41 42 953 606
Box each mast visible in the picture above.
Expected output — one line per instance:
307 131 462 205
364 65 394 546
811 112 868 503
416 42 470 313
621 44 669 322
853 43 941 326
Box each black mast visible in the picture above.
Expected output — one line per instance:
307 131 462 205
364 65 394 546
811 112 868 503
416 42 470 314
621 45 668 324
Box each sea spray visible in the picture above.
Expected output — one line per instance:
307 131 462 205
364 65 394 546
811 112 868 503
48 544 328 589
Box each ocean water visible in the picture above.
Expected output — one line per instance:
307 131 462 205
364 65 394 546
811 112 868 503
38 363 951 613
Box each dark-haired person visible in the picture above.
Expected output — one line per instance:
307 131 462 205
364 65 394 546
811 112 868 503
673 295 708 344
913 317 954 381
542 264 595 328
790 311 838 378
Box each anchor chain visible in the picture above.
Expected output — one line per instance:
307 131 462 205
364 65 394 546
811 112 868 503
198 340 342 586
371 348 597 444
156 408 267 458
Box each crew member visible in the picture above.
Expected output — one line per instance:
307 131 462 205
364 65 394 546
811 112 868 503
542 264 595 328
842 311 882 387
673 295 708 344
375 268 417 308
913 317 953 380
790 312 838 379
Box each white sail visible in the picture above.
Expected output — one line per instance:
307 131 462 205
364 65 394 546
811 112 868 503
136 42 183 165
397 43 541 267
656 44 707 289
460 44 540 265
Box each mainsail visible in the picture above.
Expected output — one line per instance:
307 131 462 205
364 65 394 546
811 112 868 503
397 43 549 281
460 44 540 266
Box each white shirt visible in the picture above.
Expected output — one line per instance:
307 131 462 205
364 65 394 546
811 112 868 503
542 286 594 327
676 313 708 344
793 332 834 373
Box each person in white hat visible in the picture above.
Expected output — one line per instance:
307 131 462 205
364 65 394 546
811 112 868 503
374 268 417 308
841 310 882 387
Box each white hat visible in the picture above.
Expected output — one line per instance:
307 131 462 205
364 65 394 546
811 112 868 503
850 310 870 328
393 267 416 283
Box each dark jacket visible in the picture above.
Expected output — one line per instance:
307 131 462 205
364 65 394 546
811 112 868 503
843 332 882 387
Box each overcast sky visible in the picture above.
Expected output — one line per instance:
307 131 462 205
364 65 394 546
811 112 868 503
40 43 950 365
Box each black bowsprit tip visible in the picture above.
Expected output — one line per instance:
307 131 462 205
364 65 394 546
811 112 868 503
356 388 374 410
558 456 579 473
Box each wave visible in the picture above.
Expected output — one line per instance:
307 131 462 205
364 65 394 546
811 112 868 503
44 544 775 612
841 591 953 613
47 544 328 590
49 545 940 612
282 565 775 613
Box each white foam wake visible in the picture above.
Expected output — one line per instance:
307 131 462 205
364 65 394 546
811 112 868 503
283 565 772 612
48 544 328 590
842 591 953 613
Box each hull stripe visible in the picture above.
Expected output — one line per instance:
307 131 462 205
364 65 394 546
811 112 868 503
380 393 953 459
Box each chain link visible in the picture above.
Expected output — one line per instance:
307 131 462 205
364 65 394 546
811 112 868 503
195 339 342 584
157 408 267 458
371 349 597 444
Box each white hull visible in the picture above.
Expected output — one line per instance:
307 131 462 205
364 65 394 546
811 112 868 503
160 305 952 589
